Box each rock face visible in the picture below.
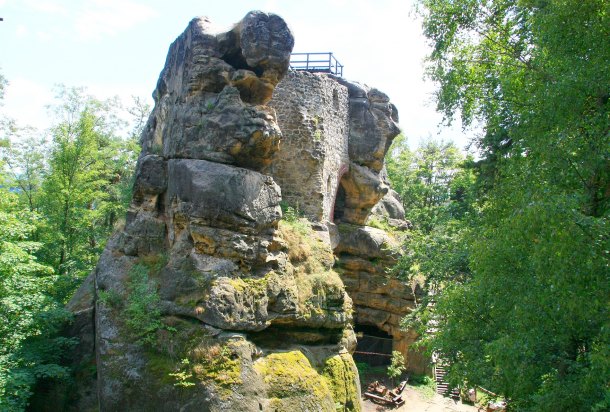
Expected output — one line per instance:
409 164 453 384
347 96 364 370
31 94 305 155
61 12 361 412
269 71 426 373
55 10 427 412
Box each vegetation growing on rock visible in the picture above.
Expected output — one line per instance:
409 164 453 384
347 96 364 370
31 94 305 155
254 350 336 411
321 354 361 412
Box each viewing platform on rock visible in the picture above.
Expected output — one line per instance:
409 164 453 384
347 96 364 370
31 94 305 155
290 52 344 76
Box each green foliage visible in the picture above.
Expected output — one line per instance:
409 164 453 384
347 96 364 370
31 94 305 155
97 289 122 308
280 200 300 222
387 351 406 381
39 88 140 291
365 216 393 232
0 126 46 212
123 263 166 346
386 135 474 231
416 1 610 410
0 76 149 410
191 344 241 390
279 201 311 236
386 136 476 331
168 358 196 388
355 362 387 382
0 189 74 411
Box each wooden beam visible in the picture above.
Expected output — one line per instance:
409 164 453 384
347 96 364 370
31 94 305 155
364 392 392 404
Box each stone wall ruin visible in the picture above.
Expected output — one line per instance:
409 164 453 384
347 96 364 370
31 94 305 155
270 70 427 374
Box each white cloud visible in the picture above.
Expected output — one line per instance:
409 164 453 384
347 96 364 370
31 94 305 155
2 77 54 131
15 24 28 37
74 0 158 41
23 0 68 15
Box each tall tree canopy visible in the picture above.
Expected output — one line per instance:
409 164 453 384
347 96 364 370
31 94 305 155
386 137 476 296
0 80 147 410
416 1 609 410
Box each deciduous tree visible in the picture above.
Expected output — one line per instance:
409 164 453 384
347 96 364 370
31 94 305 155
416 1 609 409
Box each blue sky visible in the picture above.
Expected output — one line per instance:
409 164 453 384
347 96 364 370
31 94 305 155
0 0 474 150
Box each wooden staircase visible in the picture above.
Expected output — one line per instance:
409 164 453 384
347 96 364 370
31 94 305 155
434 363 460 398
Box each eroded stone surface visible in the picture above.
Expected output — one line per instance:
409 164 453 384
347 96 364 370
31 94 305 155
60 11 361 412
139 12 291 171
55 9 430 412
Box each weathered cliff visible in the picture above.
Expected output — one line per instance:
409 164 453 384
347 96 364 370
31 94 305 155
61 12 360 412
269 71 426 373
48 10 428 412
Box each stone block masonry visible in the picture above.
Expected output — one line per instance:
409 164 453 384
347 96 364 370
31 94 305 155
269 70 350 223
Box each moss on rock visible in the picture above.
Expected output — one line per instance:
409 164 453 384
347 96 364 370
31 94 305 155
254 350 336 411
321 354 361 412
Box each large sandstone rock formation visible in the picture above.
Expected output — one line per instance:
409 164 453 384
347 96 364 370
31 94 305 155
49 10 428 412
61 12 361 412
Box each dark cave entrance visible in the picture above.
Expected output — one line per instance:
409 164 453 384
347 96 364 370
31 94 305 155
331 165 349 223
332 183 346 222
353 324 393 367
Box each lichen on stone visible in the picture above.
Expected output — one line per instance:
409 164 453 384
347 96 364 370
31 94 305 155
254 350 336 411
321 354 361 412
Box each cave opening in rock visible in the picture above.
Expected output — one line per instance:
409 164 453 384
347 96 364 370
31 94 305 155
332 183 346 222
353 323 393 367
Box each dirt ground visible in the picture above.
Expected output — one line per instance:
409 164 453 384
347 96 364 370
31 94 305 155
362 386 480 412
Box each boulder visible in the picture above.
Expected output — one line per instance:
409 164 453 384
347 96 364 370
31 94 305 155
139 12 293 171
167 159 282 233
330 77 401 173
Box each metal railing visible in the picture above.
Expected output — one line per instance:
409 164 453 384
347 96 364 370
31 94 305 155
290 52 344 76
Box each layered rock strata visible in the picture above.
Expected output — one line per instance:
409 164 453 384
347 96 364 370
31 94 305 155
62 12 361 412
47 10 433 411
269 71 426 373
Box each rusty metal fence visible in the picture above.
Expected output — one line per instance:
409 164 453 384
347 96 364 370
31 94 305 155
353 334 393 366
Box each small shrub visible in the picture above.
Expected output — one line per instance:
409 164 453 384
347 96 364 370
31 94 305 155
168 358 195 388
280 201 300 223
387 351 406 384
98 289 122 308
124 263 167 346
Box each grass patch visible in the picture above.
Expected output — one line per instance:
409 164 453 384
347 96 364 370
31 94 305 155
356 362 388 383
409 374 436 399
